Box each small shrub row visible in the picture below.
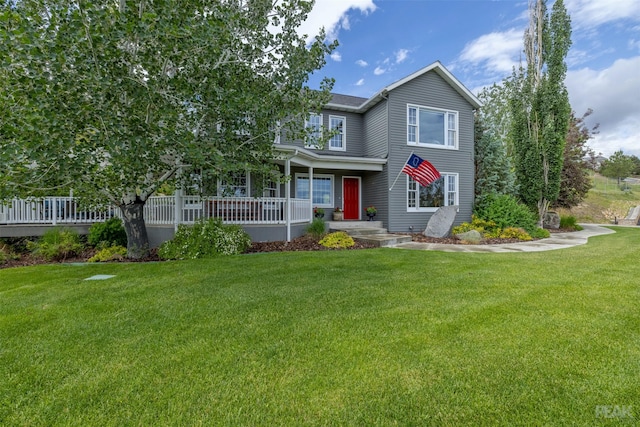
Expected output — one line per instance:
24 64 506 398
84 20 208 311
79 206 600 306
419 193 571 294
158 218 251 260
453 213 548 242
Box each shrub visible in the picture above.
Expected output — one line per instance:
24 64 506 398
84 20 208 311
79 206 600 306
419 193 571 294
88 245 128 262
0 241 18 265
158 218 251 260
559 215 583 231
306 218 326 239
319 231 355 249
27 227 84 261
88 218 127 248
474 194 537 233
529 228 551 239
452 215 499 236
499 227 532 241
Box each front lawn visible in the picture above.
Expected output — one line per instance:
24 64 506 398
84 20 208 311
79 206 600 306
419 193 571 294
1 227 638 425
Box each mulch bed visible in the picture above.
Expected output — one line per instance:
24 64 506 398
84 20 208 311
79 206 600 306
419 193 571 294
1 228 577 269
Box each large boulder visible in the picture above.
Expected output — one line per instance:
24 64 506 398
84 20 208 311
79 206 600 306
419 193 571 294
543 211 560 229
455 229 483 244
424 205 458 238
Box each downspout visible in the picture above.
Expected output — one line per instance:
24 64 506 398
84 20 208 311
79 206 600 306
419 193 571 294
382 90 390 229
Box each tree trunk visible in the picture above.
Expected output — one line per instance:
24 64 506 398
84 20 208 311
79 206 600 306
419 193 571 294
119 198 150 259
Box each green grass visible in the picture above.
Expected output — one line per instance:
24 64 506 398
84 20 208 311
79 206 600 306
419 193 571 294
2 228 640 425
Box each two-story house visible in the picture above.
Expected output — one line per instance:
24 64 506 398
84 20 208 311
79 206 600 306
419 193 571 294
228 60 480 242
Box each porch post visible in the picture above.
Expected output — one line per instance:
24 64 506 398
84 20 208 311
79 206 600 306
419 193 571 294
174 168 183 231
309 166 314 222
285 158 291 242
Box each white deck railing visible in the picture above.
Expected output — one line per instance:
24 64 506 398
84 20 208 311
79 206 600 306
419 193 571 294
1 196 311 226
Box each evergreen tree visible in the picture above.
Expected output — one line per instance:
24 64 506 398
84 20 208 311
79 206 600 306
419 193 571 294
474 115 517 207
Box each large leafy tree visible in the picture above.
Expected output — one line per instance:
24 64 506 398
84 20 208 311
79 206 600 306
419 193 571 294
1 0 335 258
509 0 572 225
553 109 597 208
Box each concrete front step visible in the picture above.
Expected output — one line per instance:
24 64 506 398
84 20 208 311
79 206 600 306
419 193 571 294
327 220 412 247
327 220 383 229
352 233 413 247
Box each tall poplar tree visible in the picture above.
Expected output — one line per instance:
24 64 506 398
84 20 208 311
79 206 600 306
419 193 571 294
0 0 335 258
509 0 572 225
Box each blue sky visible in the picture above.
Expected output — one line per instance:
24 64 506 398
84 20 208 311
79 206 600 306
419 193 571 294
301 0 640 157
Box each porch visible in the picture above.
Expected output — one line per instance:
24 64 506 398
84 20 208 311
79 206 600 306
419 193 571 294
0 196 313 240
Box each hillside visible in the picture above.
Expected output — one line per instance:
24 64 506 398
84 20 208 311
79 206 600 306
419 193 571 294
556 173 640 224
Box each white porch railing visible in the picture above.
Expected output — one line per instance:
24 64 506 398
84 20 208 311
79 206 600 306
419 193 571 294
0 197 116 225
1 196 311 226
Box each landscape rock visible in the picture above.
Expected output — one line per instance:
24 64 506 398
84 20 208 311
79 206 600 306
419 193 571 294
543 211 560 229
424 205 458 238
455 229 483 244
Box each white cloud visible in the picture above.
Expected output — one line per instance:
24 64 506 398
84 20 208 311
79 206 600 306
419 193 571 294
298 0 377 44
373 66 386 76
356 59 368 67
331 51 342 62
395 48 409 64
565 0 640 30
566 56 640 156
355 78 365 86
458 28 523 75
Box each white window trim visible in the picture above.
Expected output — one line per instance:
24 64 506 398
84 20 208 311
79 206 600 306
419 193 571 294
305 113 323 149
406 173 459 212
295 173 334 208
407 104 459 150
217 171 250 198
329 115 346 152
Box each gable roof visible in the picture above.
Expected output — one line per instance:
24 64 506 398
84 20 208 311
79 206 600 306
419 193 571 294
326 61 482 113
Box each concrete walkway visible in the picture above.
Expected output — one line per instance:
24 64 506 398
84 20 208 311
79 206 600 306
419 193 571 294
391 224 616 253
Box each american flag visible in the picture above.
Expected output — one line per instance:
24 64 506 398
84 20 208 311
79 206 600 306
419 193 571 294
401 153 441 187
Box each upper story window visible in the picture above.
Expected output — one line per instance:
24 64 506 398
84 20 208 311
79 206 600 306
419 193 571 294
407 174 458 212
407 105 458 149
329 115 346 151
305 113 322 149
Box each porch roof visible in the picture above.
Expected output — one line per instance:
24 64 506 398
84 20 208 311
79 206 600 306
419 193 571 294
273 146 386 171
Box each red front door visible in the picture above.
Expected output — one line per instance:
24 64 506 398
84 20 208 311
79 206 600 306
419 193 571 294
343 178 360 220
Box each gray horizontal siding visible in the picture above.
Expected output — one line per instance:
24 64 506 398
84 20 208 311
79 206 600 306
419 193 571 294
280 109 365 157
385 70 476 233
363 100 387 158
